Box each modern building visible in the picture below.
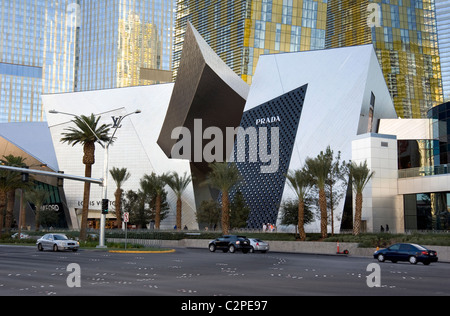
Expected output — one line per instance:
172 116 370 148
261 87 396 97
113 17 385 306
0 122 68 229
4 23 448 233
0 0 177 124
436 0 450 101
228 43 398 231
326 0 444 119
173 0 328 84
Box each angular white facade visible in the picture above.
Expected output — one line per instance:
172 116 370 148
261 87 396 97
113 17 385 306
235 45 398 232
42 84 199 230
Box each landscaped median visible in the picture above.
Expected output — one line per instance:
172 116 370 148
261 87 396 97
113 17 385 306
108 249 176 254
107 232 450 262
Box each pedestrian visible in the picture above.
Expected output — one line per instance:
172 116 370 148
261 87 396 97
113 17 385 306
386 224 389 232
262 223 267 232
380 225 384 232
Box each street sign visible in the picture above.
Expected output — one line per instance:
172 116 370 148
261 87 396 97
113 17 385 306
123 212 129 223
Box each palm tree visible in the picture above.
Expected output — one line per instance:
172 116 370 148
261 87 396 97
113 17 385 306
203 162 242 235
305 149 332 239
348 160 374 236
142 172 167 229
61 114 113 241
24 187 50 231
286 169 311 241
110 167 130 229
165 171 192 230
0 155 28 233
0 168 26 235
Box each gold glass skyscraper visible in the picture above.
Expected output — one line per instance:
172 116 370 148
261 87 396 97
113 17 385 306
173 0 328 84
326 0 443 118
76 0 176 92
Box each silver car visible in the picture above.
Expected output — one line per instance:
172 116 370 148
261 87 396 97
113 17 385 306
37 233 79 252
249 238 269 253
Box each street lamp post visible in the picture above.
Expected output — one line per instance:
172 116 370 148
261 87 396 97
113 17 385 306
49 109 141 248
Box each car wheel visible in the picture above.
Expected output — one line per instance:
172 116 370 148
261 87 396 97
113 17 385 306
229 245 236 253
53 244 59 252
409 256 417 264
209 244 216 252
423 261 430 265
37 243 43 251
377 254 385 262
249 247 255 253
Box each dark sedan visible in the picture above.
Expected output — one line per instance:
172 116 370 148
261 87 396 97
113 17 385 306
208 235 252 253
374 243 438 265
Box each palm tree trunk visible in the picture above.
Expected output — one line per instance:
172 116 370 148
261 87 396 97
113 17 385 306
5 190 15 233
221 190 230 235
155 194 161 229
176 197 182 230
319 188 327 239
79 164 92 242
298 199 306 241
115 189 122 229
35 203 41 231
353 192 363 236
0 191 5 236
80 142 95 242
330 187 334 236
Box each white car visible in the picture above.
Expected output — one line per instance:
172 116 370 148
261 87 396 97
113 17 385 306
249 238 269 253
36 233 79 252
11 232 30 239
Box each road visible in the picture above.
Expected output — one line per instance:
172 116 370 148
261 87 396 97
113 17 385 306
0 245 448 298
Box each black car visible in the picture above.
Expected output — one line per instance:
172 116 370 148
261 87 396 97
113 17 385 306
374 243 438 265
209 235 252 253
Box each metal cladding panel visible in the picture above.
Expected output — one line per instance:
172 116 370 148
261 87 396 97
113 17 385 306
158 23 249 163
228 84 307 229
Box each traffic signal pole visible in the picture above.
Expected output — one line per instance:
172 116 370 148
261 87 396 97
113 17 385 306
0 165 103 185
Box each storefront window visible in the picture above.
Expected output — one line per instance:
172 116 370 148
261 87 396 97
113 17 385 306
404 193 450 231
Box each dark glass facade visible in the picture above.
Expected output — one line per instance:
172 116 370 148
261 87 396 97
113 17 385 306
404 193 450 230
402 101 450 231
428 101 450 165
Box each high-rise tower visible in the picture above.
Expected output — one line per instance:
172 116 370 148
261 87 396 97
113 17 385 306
0 1 77 122
326 0 443 118
0 0 177 123
76 0 176 92
173 0 328 84
436 0 450 101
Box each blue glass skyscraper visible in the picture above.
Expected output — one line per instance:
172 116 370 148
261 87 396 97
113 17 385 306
0 0 176 123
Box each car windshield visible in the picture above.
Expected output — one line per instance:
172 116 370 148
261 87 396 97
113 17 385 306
53 234 68 240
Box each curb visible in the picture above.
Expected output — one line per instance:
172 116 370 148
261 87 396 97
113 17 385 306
108 249 176 254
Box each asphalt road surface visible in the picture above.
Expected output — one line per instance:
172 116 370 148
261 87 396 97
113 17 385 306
0 245 448 298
